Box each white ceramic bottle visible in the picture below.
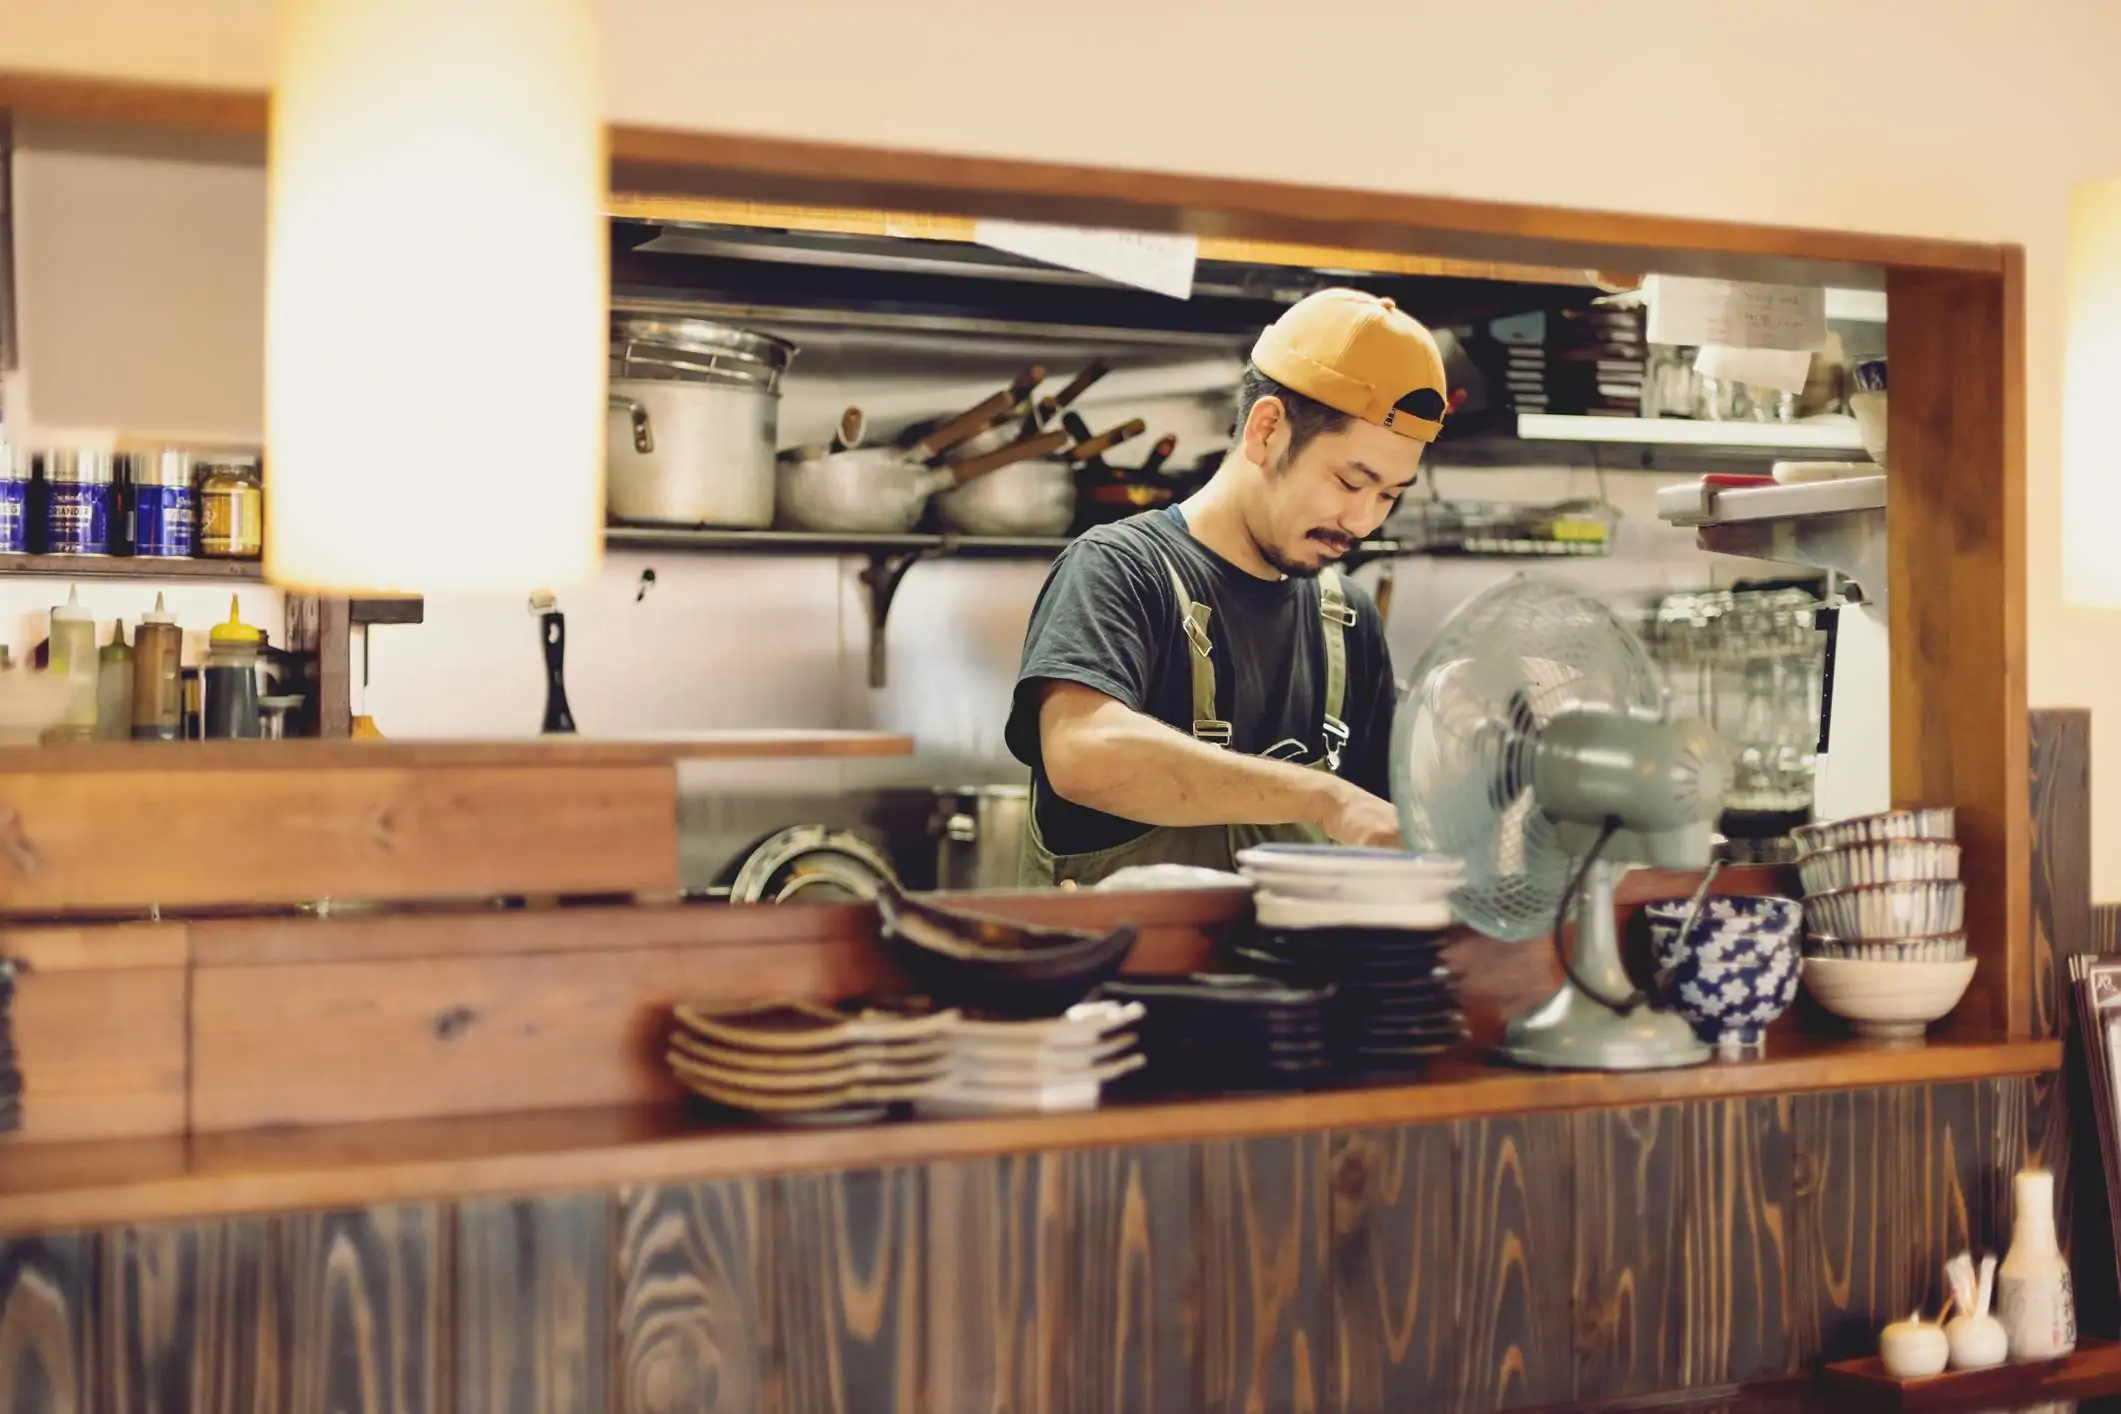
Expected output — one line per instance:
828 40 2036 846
1997 1168 2077 1361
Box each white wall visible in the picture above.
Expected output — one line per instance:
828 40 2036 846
8 0 2120 882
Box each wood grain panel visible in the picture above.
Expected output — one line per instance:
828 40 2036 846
1887 260 2029 1039
1674 1098 1796 1385
1451 1116 1572 1413
2028 708 2092 1039
455 1195 610 1414
1790 1084 1987 1364
1572 1105 1685 1401
188 942 894 1131
8 963 186 1143
1061 1142 1199 1414
923 1154 1066 1414
0 765 678 912
1325 1124 1456 1414
1197 1135 1329 1414
103 1219 274 1414
615 1181 763 1414
274 1204 441 1414
764 1167 925 1414
0 1233 96 1414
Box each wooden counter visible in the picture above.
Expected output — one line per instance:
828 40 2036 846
0 1034 2059 1234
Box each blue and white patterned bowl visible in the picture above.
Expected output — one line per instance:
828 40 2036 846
1645 895 1805 1056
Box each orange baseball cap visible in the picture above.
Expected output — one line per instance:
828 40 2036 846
1250 288 1449 443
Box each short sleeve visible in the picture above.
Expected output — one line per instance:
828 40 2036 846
1005 538 1171 770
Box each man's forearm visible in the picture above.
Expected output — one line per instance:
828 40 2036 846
1042 692 1343 828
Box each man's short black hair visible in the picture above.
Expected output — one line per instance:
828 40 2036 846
1233 364 1352 461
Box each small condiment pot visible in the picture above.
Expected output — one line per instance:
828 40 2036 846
1945 1313 2008 1371
1878 1318 1949 1379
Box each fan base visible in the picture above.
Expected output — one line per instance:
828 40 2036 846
1497 980 1711 1071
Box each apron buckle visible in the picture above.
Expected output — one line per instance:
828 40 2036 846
1322 714 1350 772
1193 718 1233 746
1321 600 1358 628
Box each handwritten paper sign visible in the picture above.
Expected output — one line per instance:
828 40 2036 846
1644 274 1826 351
973 219 1198 301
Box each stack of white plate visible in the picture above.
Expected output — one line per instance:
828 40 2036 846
1235 843 1465 928
914 1000 1145 1117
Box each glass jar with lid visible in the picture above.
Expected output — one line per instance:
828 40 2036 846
197 456 264 559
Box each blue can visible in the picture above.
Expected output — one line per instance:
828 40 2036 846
132 450 196 557
45 450 115 556
0 468 25 554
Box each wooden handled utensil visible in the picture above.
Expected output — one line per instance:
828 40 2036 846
1067 418 1148 465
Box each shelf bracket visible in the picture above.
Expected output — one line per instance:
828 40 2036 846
857 549 932 688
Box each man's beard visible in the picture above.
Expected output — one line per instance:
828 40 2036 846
1255 447 1354 576
1261 529 1355 577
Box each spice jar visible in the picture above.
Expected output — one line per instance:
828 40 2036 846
202 596 263 740
197 456 263 559
130 593 183 742
44 450 115 556
132 450 197 559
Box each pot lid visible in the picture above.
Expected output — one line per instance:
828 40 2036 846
610 314 796 373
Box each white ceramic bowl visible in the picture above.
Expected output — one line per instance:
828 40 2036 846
1804 880 1965 940
1797 839 1961 894
1800 956 1977 1038
1805 934 1968 962
1792 807 1956 859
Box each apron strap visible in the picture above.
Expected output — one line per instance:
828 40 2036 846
1318 567 1355 772
1157 553 1230 746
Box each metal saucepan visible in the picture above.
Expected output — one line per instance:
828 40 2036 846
938 416 1145 538
778 420 1068 535
776 370 1044 533
606 315 797 528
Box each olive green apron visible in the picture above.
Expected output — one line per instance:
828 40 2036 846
1020 558 1355 887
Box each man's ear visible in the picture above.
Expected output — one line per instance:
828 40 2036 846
1241 395 1285 467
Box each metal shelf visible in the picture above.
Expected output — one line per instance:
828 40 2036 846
1517 413 1866 454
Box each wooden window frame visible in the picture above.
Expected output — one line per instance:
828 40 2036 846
0 74 2030 1036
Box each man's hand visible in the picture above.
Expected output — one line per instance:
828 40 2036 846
1320 779 1403 848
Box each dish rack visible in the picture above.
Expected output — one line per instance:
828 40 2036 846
1391 494 1619 557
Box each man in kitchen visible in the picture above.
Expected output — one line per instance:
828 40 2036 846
1007 288 1447 886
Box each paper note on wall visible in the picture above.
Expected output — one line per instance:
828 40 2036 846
973 219 1198 300
1644 274 1826 351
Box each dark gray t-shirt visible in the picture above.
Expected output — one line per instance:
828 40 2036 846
1005 507 1397 857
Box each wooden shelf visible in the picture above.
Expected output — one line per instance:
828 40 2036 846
0 731 914 773
0 1034 2057 1233
0 553 260 581
1517 413 1867 453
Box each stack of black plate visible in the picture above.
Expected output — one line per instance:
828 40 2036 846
1234 900 1468 1075
1094 974 1334 1094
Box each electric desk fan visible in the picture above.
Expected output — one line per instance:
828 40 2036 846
1389 578 1729 1070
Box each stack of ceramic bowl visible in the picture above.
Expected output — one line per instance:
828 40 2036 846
666 1000 956 1126
915 1000 1145 1117
1096 974 1336 1094
1793 808 1976 1038
1233 844 1469 1072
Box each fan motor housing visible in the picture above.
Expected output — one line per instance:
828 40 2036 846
1531 707 1725 833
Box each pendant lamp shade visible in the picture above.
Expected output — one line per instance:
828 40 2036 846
2065 175 2121 607
265 0 606 594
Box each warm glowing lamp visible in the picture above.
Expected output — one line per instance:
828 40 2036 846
265 0 606 594
2064 175 2121 607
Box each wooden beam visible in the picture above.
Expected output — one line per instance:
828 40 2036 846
0 71 2004 286
0 763 680 911
1887 251 2030 1037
